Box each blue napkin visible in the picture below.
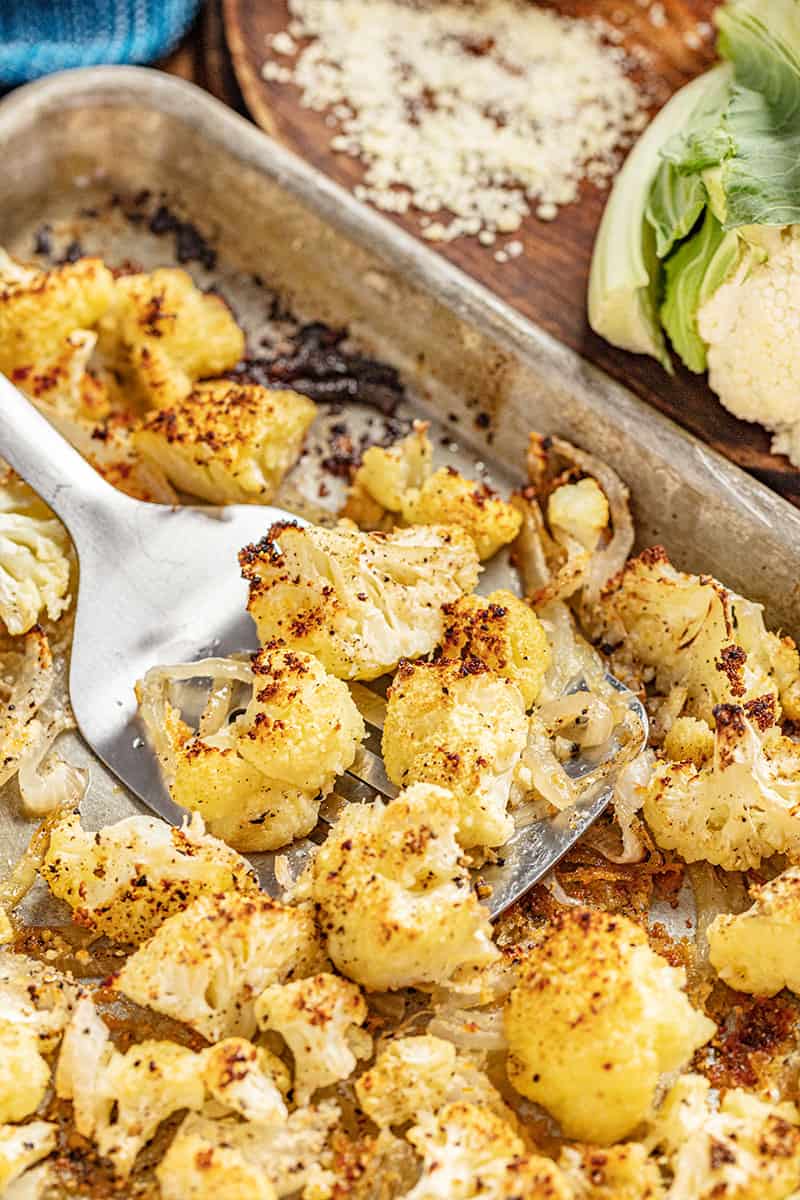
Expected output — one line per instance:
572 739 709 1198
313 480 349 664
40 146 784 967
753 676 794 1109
0 0 202 86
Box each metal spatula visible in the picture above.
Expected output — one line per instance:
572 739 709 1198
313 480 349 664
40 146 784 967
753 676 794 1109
1 377 647 916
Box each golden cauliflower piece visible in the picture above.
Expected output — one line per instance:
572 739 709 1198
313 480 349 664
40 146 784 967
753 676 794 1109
41 810 255 943
400 468 522 562
600 547 800 724
661 715 715 765
650 1073 800 1200
0 1120 56 1193
350 421 432 514
133 380 315 504
255 973 371 1105
405 1102 571 1200
0 1021 50 1123
438 590 551 708
202 1038 289 1124
708 866 800 996
240 521 480 680
157 1128 277 1200
382 658 527 848
297 784 498 991
113 892 326 1042
547 477 610 550
0 252 114 379
0 952 77 1053
141 647 364 851
97 268 244 409
0 470 72 635
643 703 800 870
504 909 715 1144
558 1143 664 1199
355 1036 457 1129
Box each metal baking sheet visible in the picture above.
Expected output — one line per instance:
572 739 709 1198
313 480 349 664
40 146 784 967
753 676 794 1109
1 66 799 926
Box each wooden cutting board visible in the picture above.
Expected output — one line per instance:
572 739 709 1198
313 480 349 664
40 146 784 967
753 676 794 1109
222 0 800 506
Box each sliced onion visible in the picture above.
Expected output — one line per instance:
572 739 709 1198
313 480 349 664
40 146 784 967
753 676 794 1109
510 492 555 596
427 1006 508 1051
17 711 87 816
0 629 54 790
687 861 750 986
605 751 654 864
536 693 615 748
518 715 575 811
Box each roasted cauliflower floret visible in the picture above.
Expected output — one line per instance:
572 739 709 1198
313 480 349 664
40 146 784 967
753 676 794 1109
113 892 326 1041
708 866 800 996
344 421 433 522
201 1038 289 1124
600 547 800 723
298 784 498 991
0 952 77 1053
0 470 72 635
400 468 522 562
0 252 114 379
355 1036 457 1129
382 658 527 848
661 715 715 765
438 590 550 708
0 1022 50 1123
504 909 715 1144
255 973 371 1105
643 703 800 870
0 1120 56 1193
97 268 244 409
650 1074 800 1200
547 477 610 551
157 1128 277 1200
41 810 255 944
558 1142 664 1199
241 521 480 680
133 381 316 504
404 1102 571 1200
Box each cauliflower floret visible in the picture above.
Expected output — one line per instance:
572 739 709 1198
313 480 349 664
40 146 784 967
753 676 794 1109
0 471 72 635
298 784 498 991
0 953 77 1053
650 1073 800 1200
344 421 433 520
133 381 316 504
404 1102 571 1200
201 1038 289 1124
240 521 480 681
0 253 114 380
0 1023 50 1123
0 1122 56 1194
255 973 371 1105
156 1128 277 1200
643 703 800 870
438 590 551 708
41 810 255 943
558 1143 664 1199
708 865 800 996
141 647 364 851
547 478 610 551
355 1036 457 1128
400 468 522 561
113 892 325 1041
56 996 206 1177
160 1105 339 1199
97 268 245 409
504 909 715 1144
600 547 800 723
661 715 715 765
382 658 527 848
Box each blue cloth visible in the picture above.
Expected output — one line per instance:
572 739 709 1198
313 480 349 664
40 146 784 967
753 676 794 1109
0 0 202 85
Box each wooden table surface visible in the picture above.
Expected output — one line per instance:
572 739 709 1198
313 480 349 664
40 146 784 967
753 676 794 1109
162 0 800 506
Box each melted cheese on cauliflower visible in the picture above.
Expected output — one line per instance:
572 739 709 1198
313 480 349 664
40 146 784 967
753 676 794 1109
0 1022 50 1123
97 268 244 409
113 892 326 1041
382 657 528 848
504 910 715 1144
297 783 498 991
134 381 316 504
0 471 72 636
240 521 480 680
708 866 800 996
255 973 371 1105
356 1036 457 1128
41 810 255 943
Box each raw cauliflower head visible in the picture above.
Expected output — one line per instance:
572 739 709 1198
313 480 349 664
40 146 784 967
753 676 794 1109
355 1036 457 1129
643 703 800 870
255 972 371 1105
0 469 72 635
558 1143 664 1200
650 1073 800 1200
0 1121 56 1194
600 547 800 723
41 810 256 943
240 521 480 680
400 468 522 561
504 909 715 1144
112 892 326 1041
133 380 316 504
0 1021 50 1123
708 865 800 996
300 783 498 991
97 267 245 409
404 1102 571 1200
438 590 551 709
382 657 528 848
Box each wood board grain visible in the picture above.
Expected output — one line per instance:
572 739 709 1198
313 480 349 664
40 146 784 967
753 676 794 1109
222 0 800 506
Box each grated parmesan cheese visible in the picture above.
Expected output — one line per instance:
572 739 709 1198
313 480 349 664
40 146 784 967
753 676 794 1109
260 0 647 250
